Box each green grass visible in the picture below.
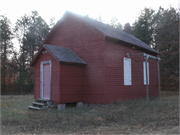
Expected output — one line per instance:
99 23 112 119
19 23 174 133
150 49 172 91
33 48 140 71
1 93 179 134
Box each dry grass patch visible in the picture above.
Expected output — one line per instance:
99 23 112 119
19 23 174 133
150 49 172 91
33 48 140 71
1 92 179 134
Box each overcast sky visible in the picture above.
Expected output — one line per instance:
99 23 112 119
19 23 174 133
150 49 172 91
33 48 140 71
1 0 178 27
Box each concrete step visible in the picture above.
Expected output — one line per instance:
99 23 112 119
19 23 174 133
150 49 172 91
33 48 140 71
28 98 52 110
28 106 42 110
33 102 47 106
36 98 51 102
36 99 52 104
32 102 47 109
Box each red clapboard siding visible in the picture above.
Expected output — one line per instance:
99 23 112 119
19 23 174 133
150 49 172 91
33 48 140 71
83 86 104 95
105 40 158 103
60 77 83 85
60 95 83 103
60 86 83 95
45 13 106 104
60 64 84 103
83 95 106 104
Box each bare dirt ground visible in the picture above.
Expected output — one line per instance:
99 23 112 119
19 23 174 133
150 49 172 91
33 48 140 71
1 91 179 134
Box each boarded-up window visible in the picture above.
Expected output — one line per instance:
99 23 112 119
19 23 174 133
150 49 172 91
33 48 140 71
143 62 149 85
124 58 132 85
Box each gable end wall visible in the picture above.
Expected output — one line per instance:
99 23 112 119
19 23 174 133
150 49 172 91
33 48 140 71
45 13 106 104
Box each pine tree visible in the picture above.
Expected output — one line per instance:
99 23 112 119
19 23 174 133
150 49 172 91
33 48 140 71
132 8 156 45
0 15 13 86
154 7 179 91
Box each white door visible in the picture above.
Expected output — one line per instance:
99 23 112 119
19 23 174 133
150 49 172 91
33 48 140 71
40 61 52 99
43 64 50 99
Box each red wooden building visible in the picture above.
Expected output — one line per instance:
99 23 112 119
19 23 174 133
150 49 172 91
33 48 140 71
30 11 161 106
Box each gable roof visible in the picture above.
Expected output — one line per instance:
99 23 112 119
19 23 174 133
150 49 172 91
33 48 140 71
44 44 86 64
68 11 160 55
30 44 86 66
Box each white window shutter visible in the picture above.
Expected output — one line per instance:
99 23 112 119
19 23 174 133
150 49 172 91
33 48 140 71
143 62 149 85
124 58 132 85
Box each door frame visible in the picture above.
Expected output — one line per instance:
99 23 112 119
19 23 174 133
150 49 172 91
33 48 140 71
40 60 52 100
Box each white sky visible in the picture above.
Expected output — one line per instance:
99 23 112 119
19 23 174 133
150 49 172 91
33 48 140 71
1 0 178 26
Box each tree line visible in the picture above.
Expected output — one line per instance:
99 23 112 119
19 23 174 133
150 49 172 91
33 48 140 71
1 11 54 94
1 6 179 94
132 7 179 91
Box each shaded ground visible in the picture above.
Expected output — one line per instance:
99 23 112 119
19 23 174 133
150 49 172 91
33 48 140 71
1 91 179 134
